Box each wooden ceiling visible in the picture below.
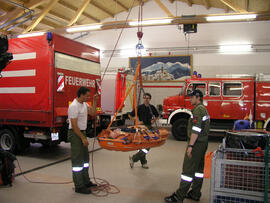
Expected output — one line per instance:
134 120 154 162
0 0 270 34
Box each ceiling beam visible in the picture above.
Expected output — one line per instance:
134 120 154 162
67 0 91 26
90 2 114 18
41 18 62 28
202 0 210 10
33 6 70 26
50 11 270 35
224 5 229 13
245 0 249 12
112 0 128 12
0 0 47 26
186 0 193 7
23 0 59 33
154 0 174 17
0 28 10 34
219 0 247 13
47 10 70 23
0 8 6 16
58 0 99 22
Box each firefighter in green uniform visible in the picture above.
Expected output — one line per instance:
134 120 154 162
128 93 159 169
164 89 210 203
68 87 98 194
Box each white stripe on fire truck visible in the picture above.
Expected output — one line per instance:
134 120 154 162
57 76 64 92
12 52 36 61
0 87 35 94
1 69 36 77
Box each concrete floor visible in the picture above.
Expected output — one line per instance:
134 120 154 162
0 133 222 203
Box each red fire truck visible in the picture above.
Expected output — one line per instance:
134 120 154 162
0 33 103 153
163 74 270 140
101 70 133 126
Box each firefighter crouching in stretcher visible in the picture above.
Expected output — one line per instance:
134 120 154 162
165 89 210 203
68 87 98 194
128 93 159 169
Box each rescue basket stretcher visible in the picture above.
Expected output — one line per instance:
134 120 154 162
98 126 169 152
98 57 169 152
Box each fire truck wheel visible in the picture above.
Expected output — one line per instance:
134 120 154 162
0 129 16 153
171 118 188 141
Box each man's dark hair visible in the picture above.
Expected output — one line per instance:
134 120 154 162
144 93 152 99
77 86 90 98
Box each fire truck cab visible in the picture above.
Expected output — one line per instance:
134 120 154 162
163 74 270 140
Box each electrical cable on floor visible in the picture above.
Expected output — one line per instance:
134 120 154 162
88 118 120 197
15 158 73 184
89 140 121 197
15 127 120 195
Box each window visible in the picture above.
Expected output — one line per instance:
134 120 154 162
179 83 186 96
186 83 206 96
55 52 100 76
209 82 221 96
223 83 242 96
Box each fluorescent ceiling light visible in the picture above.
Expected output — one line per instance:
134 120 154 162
129 19 172 26
66 24 102 32
17 32 45 38
219 44 252 53
206 14 256 21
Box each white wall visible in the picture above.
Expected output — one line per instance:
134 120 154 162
193 53 270 77
73 0 270 106
75 0 270 76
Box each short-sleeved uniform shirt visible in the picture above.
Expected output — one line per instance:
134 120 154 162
68 99 89 130
129 104 159 126
187 103 210 142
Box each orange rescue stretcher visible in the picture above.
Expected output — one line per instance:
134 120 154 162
97 57 169 152
98 126 169 152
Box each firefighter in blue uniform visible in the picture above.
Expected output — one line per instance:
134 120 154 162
165 89 210 202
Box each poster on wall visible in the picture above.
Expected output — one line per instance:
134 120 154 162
129 55 192 82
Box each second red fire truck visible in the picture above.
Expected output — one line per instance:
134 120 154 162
163 74 270 140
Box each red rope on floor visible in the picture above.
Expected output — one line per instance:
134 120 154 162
90 137 120 196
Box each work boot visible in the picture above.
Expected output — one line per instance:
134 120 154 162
164 193 183 203
85 181 97 188
186 190 200 201
75 187 91 194
142 163 149 169
129 156 134 168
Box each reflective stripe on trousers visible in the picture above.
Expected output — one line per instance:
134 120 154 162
140 149 149 154
192 126 202 132
72 167 83 172
84 163 89 168
181 175 193 182
195 172 204 178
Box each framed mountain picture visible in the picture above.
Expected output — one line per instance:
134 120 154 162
129 55 192 82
